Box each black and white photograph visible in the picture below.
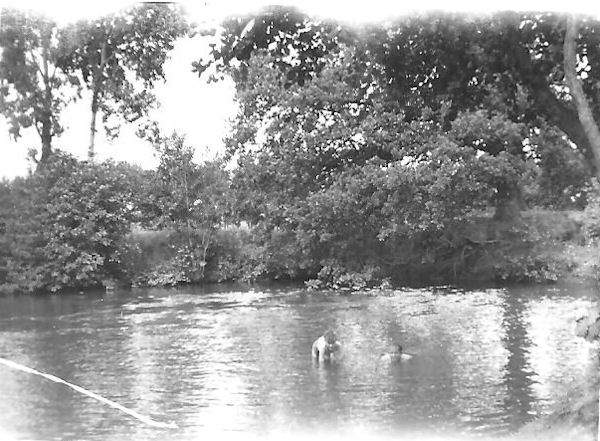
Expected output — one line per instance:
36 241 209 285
1 1 600 440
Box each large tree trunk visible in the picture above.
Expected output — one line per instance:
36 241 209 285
529 79 595 172
563 14 600 178
38 122 53 167
40 139 52 165
89 90 99 161
38 100 53 167
37 49 54 168
494 181 524 222
509 31 598 175
88 41 108 161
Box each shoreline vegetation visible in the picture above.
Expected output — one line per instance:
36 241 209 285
4 201 600 296
1 153 600 295
3 208 600 296
127 207 600 290
2 8 600 298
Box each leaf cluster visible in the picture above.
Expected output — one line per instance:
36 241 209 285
0 152 140 292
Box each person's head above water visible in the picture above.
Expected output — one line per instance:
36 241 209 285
312 330 341 362
381 343 413 362
323 330 338 344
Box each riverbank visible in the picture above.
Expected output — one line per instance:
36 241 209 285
466 209 600 284
2 201 600 295
1 149 599 296
120 209 599 291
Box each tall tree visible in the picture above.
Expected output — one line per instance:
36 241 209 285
566 17 600 438
0 9 76 166
564 14 600 177
153 133 231 280
222 49 528 284
197 9 600 175
58 4 190 160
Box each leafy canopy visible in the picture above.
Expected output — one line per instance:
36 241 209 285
58 4 190 141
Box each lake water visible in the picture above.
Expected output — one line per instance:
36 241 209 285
0 283 597 440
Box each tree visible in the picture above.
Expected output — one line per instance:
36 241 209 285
222 49 530 285
2 152 140 293
152 133 231 281
528 123 591 209
564 14 600 177
192 6 338 87
58 4 190 160
0 8 77 165
448 110 529 220
198 8 600 285
565 15 600 439
198 9 600 177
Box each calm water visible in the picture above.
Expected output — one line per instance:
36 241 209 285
0 283 597 440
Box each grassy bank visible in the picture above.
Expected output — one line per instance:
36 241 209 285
115 208 600 291
466 209 600 284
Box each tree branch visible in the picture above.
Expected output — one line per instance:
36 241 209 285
508 28 597 173
564 14 600 177
35 121 42 138
27 49 45 82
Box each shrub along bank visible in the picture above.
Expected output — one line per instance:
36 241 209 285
124 207 600 291
0 148 599 295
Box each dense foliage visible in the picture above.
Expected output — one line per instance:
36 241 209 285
0 145 236 293
197 9 600 175
2 9 600 294
0 4 190 164
57 4 190 158
212 44 593 287
0 153 139 293
128 134 232 286
0 9 74 164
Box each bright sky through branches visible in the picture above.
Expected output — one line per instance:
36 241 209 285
1 0 600 179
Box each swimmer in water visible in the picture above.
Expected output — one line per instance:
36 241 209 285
311 330 341 362
380 343 413 363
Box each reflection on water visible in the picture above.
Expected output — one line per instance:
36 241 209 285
0 284 596 440
501 292 534 430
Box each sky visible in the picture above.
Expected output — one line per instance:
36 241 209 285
1 0 600 179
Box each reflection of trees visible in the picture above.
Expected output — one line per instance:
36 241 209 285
500 292 535 428
425 292 507 433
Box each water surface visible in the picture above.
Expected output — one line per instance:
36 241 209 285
0 283 597 440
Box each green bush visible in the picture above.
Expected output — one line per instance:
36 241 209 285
529 126 592 209
492 254 564 283
130 252 191 287
310 263 382 290
0 152 139 293
205 228 268 282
